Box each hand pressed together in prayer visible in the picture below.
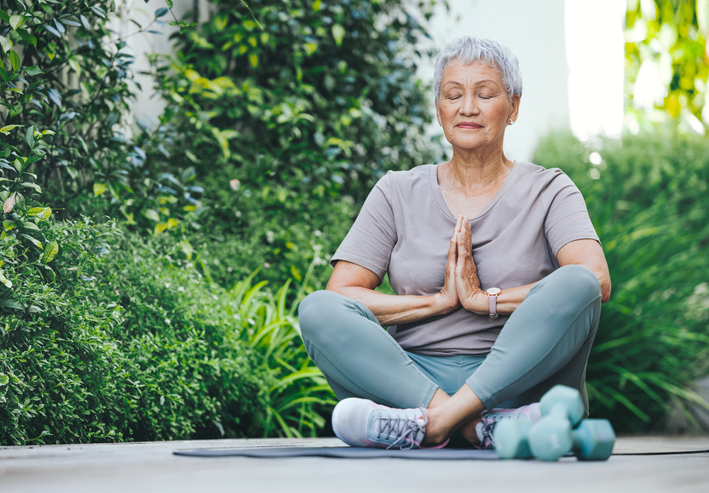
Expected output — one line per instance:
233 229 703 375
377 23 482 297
439 216 489 315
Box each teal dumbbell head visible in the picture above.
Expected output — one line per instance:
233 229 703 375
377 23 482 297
494 420 534 459
528 385 586 461
572 419 615 461
539 385 585 427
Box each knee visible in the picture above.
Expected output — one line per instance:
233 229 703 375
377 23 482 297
547 265 601 305
298 290 343 343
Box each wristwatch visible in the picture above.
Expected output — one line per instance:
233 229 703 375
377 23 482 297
486 287 501 319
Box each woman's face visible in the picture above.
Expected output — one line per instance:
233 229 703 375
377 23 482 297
436 60 520 155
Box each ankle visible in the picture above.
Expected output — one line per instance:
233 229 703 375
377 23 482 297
421 408 450 447
459 417 482 446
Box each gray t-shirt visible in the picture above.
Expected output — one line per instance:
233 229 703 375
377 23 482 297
331 161 600 356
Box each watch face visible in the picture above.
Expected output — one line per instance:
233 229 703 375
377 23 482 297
486 287 501 296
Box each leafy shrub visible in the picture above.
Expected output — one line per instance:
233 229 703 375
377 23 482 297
534 129 709 432
95 233 334 439
0 210 126 444
0 220 332 445
141 0 443 290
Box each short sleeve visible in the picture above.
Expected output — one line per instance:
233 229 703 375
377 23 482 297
543 171 600 257
330 173 397 284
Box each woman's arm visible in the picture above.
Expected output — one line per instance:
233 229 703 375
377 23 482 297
326 218 465 326
456 223 611 316
556 239 611 303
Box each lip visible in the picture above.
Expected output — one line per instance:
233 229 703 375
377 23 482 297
456 122 483 129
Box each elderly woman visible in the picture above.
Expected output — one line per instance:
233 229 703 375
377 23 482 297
298 36 610 449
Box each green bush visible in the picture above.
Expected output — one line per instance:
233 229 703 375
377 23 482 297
534 129 709 432
139 0 443 291
0 214 124 445
96 233 334 440
0 220 332 445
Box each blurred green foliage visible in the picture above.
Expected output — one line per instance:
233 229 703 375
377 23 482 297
141 0 442 290
625 0 709 129
1 0 438 444
535 130 709 432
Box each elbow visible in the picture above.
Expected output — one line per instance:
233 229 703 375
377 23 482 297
599 275 611 303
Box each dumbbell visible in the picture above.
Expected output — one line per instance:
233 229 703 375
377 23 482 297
494 418 615 461
527 385 585 461
494 385 615 461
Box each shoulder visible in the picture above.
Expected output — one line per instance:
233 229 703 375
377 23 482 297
375 164 435 193
514 161 579 192
514 161 569 182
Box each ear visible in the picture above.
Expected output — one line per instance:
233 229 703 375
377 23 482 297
508 94 521 123
435 101 442 126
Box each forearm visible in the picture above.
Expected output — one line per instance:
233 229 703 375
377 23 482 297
466 282 536 316
326 286 455 326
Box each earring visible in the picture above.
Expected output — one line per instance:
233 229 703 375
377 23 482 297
508 119 514 125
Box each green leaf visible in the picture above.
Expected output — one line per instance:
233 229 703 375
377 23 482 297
9 15 24 30
155 7 169 18
0 10 10 23
21 182 41 192
28 305 42 314
21 221 40 231
0 124 22 134
93 183 106 197
143 209 160 222
26 125 36 149
8 50 20 72
16 29 37 48
19 233 42 249
80 15 90 30
332 24 345 46
0 35 12 53
0 373 9 386
0 299 23 310
27 207 51 219
24 65 43 76
154 222 168 234
43 240 59 263
0 270 12 288
44 24 61 37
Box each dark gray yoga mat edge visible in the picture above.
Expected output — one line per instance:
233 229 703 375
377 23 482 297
174 446 499 460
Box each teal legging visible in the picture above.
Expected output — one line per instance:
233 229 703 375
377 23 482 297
298 265 601 415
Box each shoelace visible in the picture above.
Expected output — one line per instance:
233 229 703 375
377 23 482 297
476 411 497 450
375 407 428 450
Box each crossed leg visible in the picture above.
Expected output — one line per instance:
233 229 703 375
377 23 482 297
298 264 602 446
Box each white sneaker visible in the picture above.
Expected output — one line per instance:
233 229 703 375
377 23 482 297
332 398 441 450
476 403 542 449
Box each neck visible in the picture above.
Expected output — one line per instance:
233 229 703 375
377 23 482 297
443 148 513 190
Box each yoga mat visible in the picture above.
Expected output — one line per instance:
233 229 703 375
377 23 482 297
174 446 499 460
174 446 709 460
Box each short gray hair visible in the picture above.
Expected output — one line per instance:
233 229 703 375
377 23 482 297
434 37 523 103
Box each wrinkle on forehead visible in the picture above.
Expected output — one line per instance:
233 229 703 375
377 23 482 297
440 61 505 90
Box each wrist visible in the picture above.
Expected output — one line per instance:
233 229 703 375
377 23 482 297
462 290 488 314
432 291 459 316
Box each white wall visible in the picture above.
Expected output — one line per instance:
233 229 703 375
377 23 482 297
116 0 203 128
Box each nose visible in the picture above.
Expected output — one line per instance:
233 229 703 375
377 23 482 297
459 94 479 116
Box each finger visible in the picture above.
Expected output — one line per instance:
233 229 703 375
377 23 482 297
447 229 458 264
457 217 469 254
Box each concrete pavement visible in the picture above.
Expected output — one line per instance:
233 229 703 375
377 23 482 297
1 436 708 492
